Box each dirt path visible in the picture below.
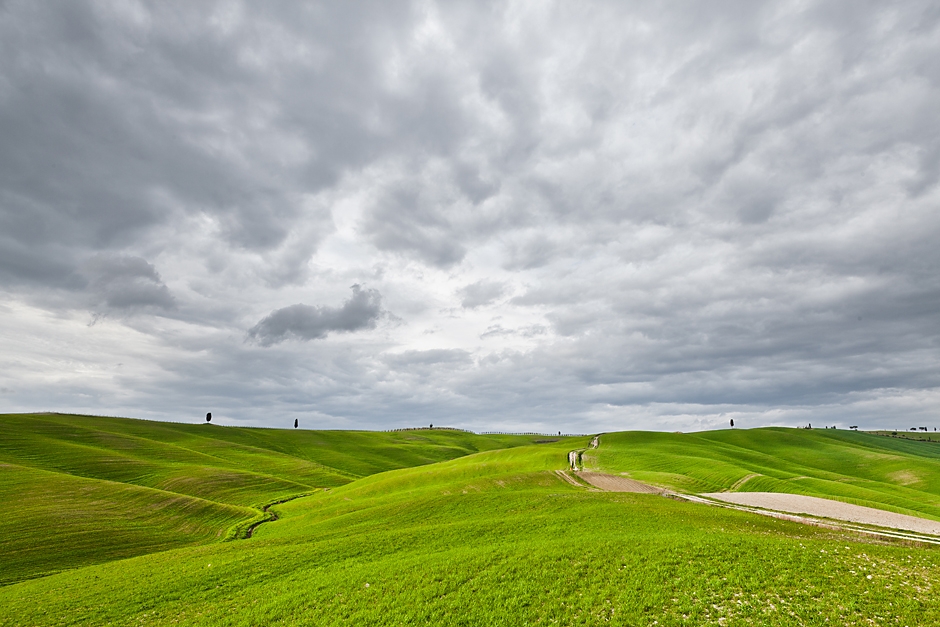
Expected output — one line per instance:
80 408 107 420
561 438 940 543
702 492 940 536
563 435 661 493
560 439 940 543
578 472 663 493
568 450 581 471
554 468 661 493
554 469 587 488
567 435 601 472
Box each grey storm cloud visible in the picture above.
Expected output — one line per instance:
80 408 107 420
2 1 940 433
363 184 469 268
84 255 175 311
458 280 506 308
0 1 398 290
247 286 383 346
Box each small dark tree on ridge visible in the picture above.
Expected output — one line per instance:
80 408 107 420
206 412 212 423
294 418 298 429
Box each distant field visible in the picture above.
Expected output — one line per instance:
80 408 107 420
866 429 940 443
3 415 940 625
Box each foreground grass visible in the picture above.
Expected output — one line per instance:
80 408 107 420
2 438 939 626
0 413 556 584
4 417 940 625
590 428 940 521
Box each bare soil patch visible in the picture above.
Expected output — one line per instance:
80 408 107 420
578 472 662 493
703 492 940 536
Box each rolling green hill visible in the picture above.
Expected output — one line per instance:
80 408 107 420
0 462 255 585
0 413 556 584
3 430 940 626
3 416 940 625
588 428 940 521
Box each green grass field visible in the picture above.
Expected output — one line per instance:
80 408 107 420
2 414 940 625
588 428 940 521
0 413 552 585
867 429 940 443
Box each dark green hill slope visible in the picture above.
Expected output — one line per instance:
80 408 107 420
0 413 555 584
0 462 254 585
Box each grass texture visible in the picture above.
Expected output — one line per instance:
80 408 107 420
2 416 940 625
589 428 940 521
0 413 551 584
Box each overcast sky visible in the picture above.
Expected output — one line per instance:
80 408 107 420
2 1 939 432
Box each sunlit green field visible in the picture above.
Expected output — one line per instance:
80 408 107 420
2 414 940 626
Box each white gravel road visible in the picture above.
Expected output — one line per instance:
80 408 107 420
703 492 940 536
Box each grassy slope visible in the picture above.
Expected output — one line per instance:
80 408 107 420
2 438 940 626
0 462 255 585
0 413 554 584
867 430 940 443
589 428 940 520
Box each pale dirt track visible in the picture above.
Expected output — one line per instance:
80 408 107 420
703 492 940 536
578 472 663 493
554 469 586 488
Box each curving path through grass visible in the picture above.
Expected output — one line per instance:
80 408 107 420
566 435 664 492
576 430 940 544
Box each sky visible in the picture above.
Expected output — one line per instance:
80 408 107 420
1 1 939 433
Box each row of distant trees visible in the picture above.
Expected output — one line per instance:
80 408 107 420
204 412 299 429
200 414 583 435
199 413 936 434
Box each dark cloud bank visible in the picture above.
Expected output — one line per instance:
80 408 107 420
248 286 383 346
1 1 940 432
